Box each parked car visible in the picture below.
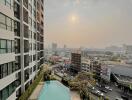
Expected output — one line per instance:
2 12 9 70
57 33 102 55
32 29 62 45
105 86 112 91
115 97 123 100
121 94 129 100
100 89 108 93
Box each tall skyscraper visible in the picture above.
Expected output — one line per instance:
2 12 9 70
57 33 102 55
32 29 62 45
0 0 44 99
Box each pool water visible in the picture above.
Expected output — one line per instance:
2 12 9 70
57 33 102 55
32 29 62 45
38 81 71 100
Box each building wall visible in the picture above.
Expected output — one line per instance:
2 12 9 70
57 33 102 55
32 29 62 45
71 53 81 72
0 0 44 99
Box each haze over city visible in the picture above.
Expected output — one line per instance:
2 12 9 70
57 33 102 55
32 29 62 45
45 0 132 48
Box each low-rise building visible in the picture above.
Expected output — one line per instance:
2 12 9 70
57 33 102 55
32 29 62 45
81 60 91 72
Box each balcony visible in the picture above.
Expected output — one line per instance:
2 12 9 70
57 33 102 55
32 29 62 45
23 0 28 9
24 40 29 53
24 24 29 38
14 2 20 19
23 8 28 24
24 55 29 67
24 69 29 82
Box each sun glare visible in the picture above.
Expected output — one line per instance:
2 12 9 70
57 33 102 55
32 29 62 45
70 14 79 23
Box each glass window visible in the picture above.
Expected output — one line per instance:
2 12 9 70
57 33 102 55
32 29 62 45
14 21 20 36
12 20 14 30
8 62 12 74
0 0 5 5
1 40 6 48
6 17 12 31
0 13 6 29
2 64 8 77
29 4 32 14
0 40 7 53
6 0 11 8
2 87 9 100
12 41 14 52
0 65 2 79
14 2 20 19
7 40 11 53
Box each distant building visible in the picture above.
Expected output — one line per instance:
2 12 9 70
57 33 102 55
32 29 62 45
64 44 67 49
52 43 57 55
91 60 102 80
105 45 123 53
123 44 132 55
81 59 91 72
101 63 132 93
71 52 81 73
52 43 57 50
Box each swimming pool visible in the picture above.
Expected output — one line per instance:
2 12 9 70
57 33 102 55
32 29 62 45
38 81 71 100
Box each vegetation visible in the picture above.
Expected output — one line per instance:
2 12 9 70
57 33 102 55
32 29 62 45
43 69 51 81
19 66 44 100
69 72 95 90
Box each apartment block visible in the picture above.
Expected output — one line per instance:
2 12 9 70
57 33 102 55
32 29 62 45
0 0 44 99
71 52 81 73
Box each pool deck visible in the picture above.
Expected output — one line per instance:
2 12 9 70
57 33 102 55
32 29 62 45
29 82 81 100
71 91 81 100
29 82 44 100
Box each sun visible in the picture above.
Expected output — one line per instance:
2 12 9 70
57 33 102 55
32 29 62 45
70 14 79 23
71 15 77 22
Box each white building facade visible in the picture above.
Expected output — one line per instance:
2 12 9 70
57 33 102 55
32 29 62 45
0 0 44 99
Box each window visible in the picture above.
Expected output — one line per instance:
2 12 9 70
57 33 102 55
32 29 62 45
2 87 9 100
23 8 28 23
24 24 29 38
6 17 12 31
0 13 6 29
29 17 32 26
2 64 8 77
24 40 29 52
34 0 36 7
0 0 11 8
14 2 20 19
33 54 36 61
8 62 13 74
0 62 15 79
0 0 5 5
24 55 29 67
0 40 7 53
0 39 14 54
0 13 14 31
14 21 20 36
7 40 12 53
33 10 36 19
23 0 28 8
33 65 36 72
0 81 16 100
5 0 11 8
12 41 14 52
15 56 21 70
15 39 20 53
29 4 32 14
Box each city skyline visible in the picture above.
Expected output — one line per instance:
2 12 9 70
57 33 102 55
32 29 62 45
45 0 132 48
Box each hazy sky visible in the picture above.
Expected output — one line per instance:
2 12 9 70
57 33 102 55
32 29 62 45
45 0 132 48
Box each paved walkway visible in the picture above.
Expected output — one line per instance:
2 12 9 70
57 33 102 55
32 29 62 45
71 91 81 100
29 82 44 100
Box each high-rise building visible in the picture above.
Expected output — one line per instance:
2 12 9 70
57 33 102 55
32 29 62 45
71 51 81 73
123 44 132 55
52 43 57 51
52 43 57 55
0 0 44 99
